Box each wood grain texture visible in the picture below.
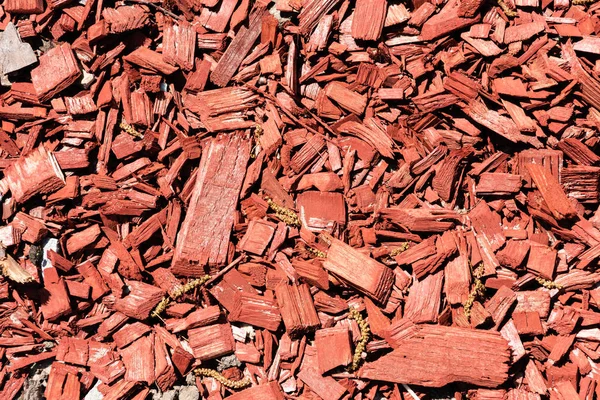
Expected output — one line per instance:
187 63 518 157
361 325 511 387
172 133 250 276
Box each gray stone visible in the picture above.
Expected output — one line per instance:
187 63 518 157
178 386 200 400
83 381 104 400
149 388 177 400
78 69 96 89
0 23 37 83
216 354 241 372
18 361 51 400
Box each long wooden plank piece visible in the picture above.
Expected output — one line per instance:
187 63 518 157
360 325 511 388
172 134 250 276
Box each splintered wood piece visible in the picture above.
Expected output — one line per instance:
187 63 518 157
238 220 276 255
44 363 81 399
102 6 149 33
485 286 517 329
504 22 545 44
444 251 471 305
394 237 435 266
432 147 473 201
547 334 576 365
56 338 89 366
211 8 268 87
517 149 563 188
77 261 109 300
155 334 176 391
188 322 235 361
121 334 155 384
573 37 600 55
364 296 391 337
115 280 164 320
385 4 410 26
322 237 394 304
297 191 346 232
4 0 43 12
172 134 250 276
124 47 179 75
209 269 258 311
557 138 600 166
555 269 600 291
307 16 334 53
512 312 544 335
229 292 282 331
379 208 460 232
351 0 387 41
515 291 551 318
502 99 537 132
289 134 326 174
40 278 72 321
165 306 221 333
336 118 394 158
299 0 342 35
464 100 539 146
420 0 480 41
185 86 259 120
259 118 283 157
64 94 97 115
476 173 523 195
113 322 152 348
409 3 437 27
297 367 347 400
404 271 444 323
360 325 510 387
31 43 81 102
562 166 600 203
524 360 547 395
526 243 557 280
0 251 34 283
384 318 420 349
235 341 261 364
292 259 329 290
460 33 502 57
163 21 195 71
324 82 367 115
505 389 541 400
275 283 320 337
469 201 506 252
226 382 285 400
66 224 102 254
526 163 578 221
0 145 65 203
315 327 352 373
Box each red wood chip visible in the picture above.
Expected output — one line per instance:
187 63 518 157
3 0 600 398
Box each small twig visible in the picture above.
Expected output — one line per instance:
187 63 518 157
402 384 420 400
204 255 245 286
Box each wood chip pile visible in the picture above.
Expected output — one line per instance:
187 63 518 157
0 0 599 398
